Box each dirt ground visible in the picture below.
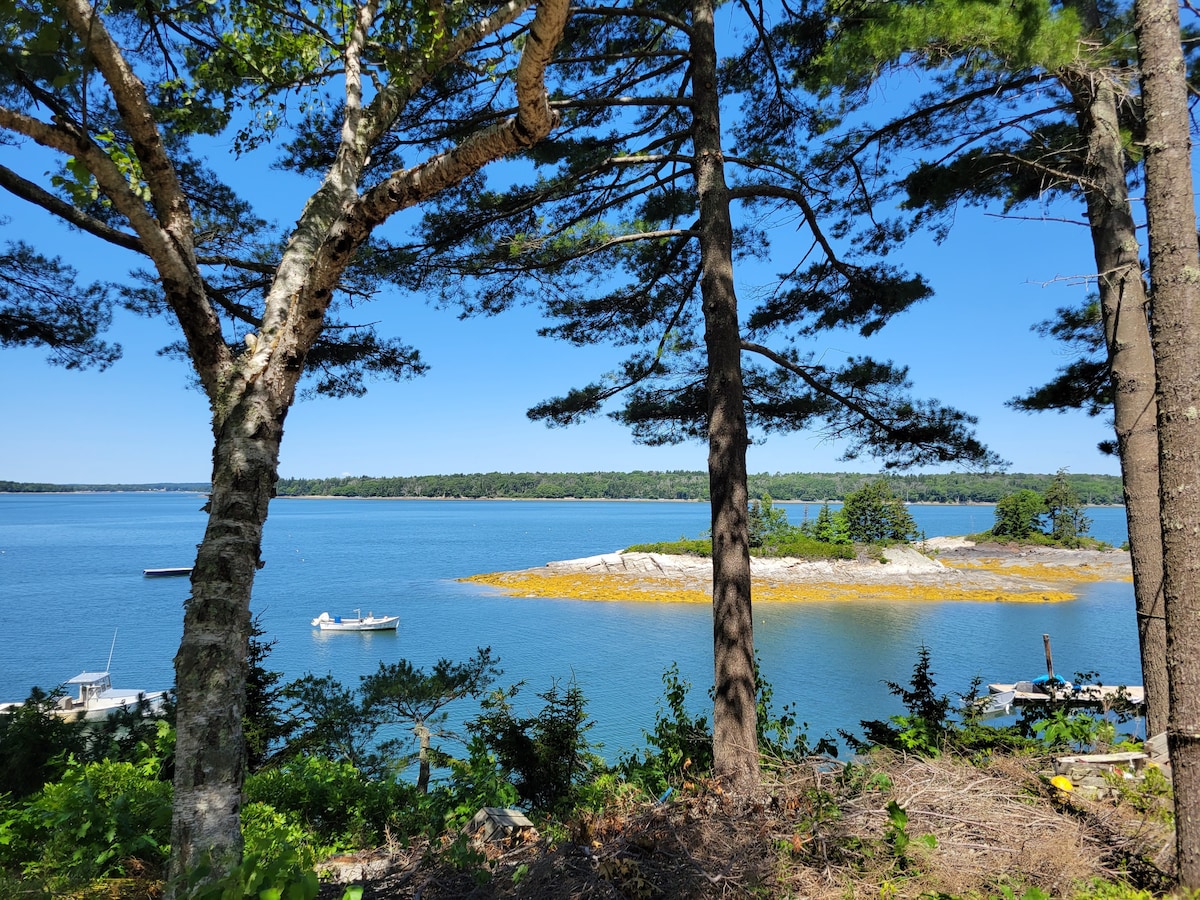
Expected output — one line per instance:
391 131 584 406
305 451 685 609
317 750 1173 899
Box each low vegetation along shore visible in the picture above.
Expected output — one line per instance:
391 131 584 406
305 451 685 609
466 538 1133 605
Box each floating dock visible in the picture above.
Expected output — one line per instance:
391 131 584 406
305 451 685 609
143 567 193 577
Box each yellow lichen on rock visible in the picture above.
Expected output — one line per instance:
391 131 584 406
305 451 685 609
465 571 712 604
940 559 1132 583
752 582 1075 603
464 571 1076 604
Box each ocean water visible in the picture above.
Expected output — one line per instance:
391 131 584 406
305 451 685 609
0 493 1138 756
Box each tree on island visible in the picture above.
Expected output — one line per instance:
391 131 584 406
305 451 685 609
839 479 917 544
1044 469 1092 547
748 494 792 550
988 472 1092 546
991 490 1049 541
809 503 851 545
0 0 569 890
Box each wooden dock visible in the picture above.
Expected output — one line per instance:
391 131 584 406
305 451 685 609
986 682 1144 707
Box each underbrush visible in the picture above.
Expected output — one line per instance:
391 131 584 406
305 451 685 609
0 649 1172 900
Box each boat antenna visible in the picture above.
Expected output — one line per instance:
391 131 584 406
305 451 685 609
106 629 118 673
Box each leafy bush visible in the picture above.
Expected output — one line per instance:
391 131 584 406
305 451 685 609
756 667 838 761
245 755 416 849
182 809 322 900
420 737 521 833
621 661 834 794
625 534 852 560
619 664 713 796
766 532 856 560
13 757 172 889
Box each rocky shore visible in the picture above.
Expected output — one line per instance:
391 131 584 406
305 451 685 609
465 538 1133 604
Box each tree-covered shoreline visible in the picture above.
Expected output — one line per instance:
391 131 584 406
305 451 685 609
2 471 1125 505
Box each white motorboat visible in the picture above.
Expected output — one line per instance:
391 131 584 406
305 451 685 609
0 631 168 722
0 671 168 722
311 610 399 632
59 671 168 721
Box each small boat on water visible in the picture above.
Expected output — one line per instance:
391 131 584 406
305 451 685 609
0 631 168 723
60 672 168 721
311 610 399 632
143 567 193 577
0 671 168 723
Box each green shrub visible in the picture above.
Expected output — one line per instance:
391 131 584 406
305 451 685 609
848 645 953 756
756 666 837 761
619 664 713 796
182 810 321 900
470 678 605 814
0 688 86 798
245 756 416 849
764 532 856 560
16 757 172 889
624 538 712 556
624 534 853 560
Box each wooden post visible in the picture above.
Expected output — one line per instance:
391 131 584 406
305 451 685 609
1043 633 1055 680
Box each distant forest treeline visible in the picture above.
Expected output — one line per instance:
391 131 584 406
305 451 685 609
0 482 210 494
273 471 1125 504
2 472 1126 504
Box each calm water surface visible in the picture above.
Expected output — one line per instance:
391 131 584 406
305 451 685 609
0 494 1138 755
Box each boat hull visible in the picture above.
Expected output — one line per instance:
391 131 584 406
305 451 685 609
313 617 399 632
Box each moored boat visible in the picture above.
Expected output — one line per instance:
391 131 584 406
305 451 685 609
1 671 168 722
60 671 168 721
143 567 192 577
311 610 399 632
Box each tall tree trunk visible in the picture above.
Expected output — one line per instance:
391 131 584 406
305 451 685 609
1135 0 1200 884
1065 61 1168 734
691 0 758 794
168 383 289 891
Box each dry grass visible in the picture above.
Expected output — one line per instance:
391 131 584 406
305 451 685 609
319 752 1174 899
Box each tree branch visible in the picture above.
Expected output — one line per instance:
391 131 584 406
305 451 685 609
743 340 928 450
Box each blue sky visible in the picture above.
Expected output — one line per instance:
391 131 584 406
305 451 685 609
0 68 1130 485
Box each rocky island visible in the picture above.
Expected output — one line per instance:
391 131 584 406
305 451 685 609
465 537 1133 604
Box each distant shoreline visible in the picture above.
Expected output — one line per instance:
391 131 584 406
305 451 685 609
1 471 1129 506
0 490 1125 508
274 495 1125 507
